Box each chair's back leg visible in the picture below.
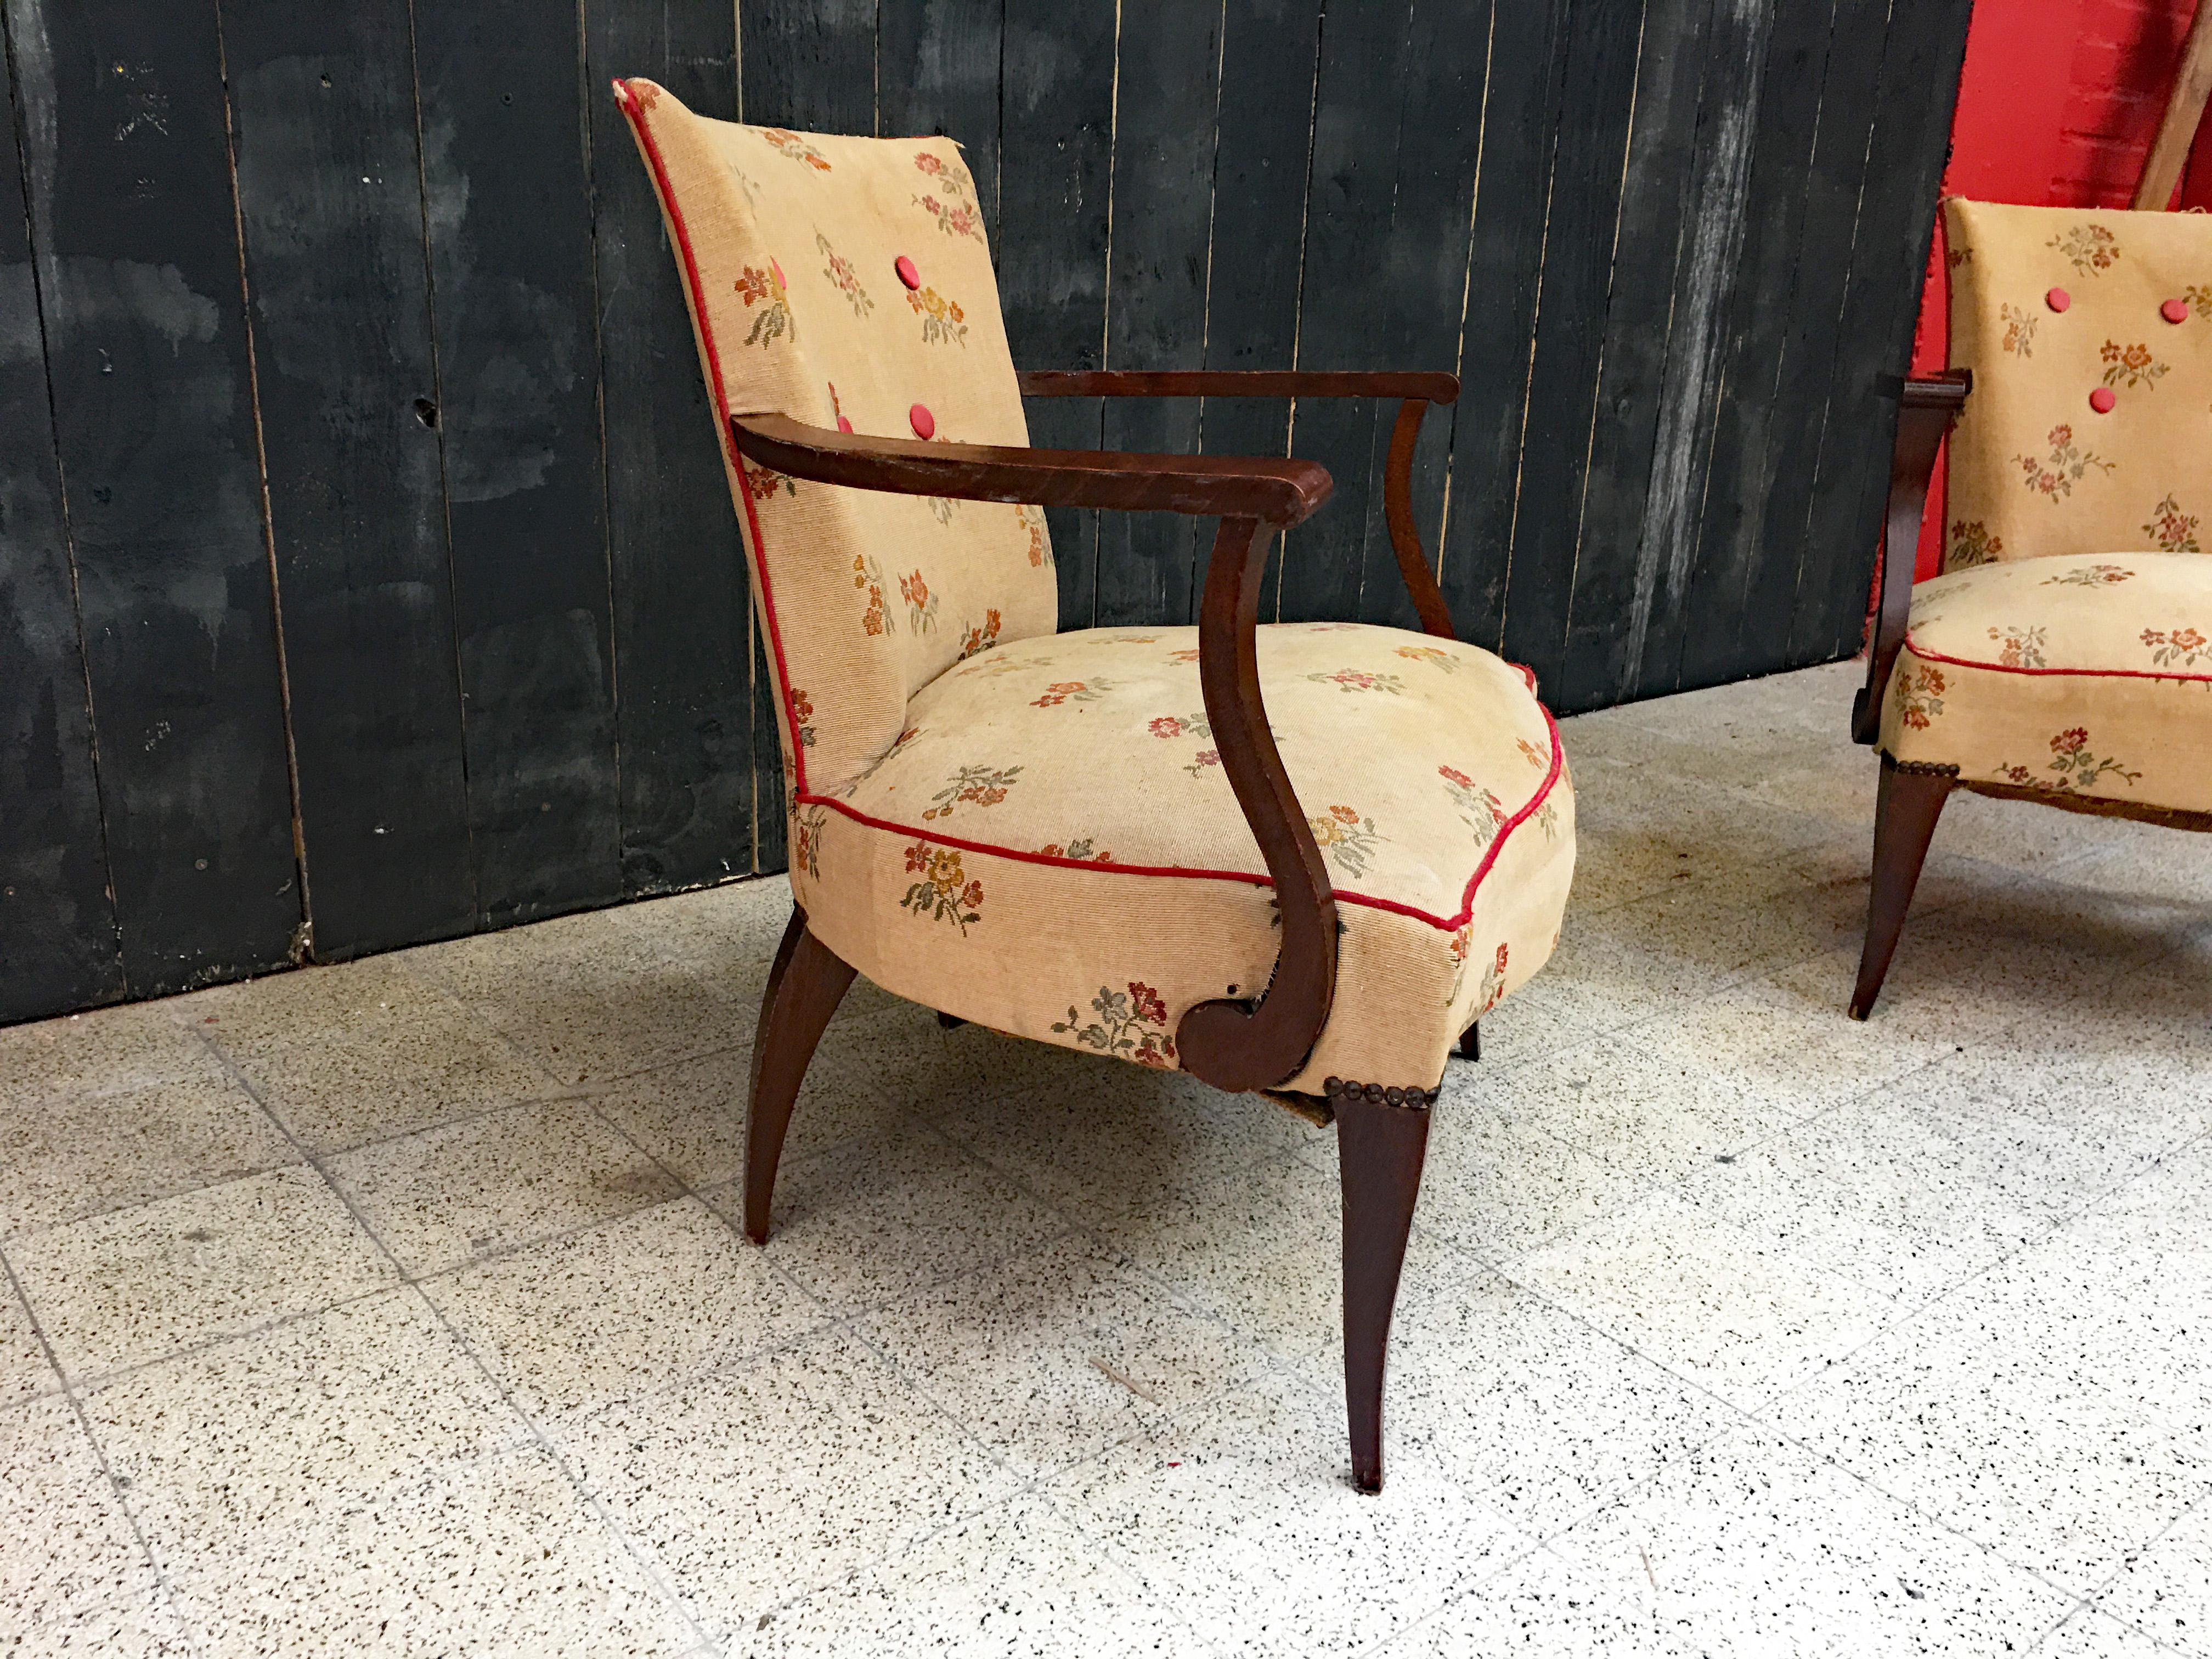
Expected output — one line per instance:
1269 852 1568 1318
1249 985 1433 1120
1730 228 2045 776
746 908 857 1243
1849 757 1955 1021
1331 1079 1435 1494
1456 1023 1480 1062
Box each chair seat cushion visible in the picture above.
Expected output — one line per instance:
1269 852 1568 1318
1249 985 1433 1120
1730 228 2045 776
1880 550 2212 813
789 622 1576 1092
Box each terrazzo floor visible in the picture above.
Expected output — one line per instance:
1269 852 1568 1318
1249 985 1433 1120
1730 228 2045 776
3 659 2209 1657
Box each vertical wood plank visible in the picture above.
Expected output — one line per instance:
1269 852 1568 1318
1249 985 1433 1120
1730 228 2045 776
1000 0 1116 629
0 61 120 1020
7 0 301 996
877 0 1003 232
1094 0 1221 629
740 0 878 133
414 0 621 928
222 0 472 958
588 1 755 891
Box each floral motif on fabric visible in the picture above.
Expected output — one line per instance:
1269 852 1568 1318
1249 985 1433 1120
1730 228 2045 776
788 689 817 749
1948 521 2002 569
912 153 983 240
793 803 827 878
1394 645 1459 673
624 81 662 114
1166 647 1203 664
815 232 872 318
2040 562 2136 586
735 261 794 347
899 569 939 634
744 465 795 500
1053 982 1175 1068
927 496 957 525
1999 302 2038 356
2141 625 2211 670
957 610 1003 661
1985 624 2048 668
909 285 968 347
1536 798 1561 841
2100 339 2169 390
1474 943 1509 1017
1149 712 1219 777
901 842 983 933
957 652 1056 679
2047 223 2119 274
1438 765 1507 844
760 128 832 171
1516 738 1547 770
1999 728 2142 794
921 764 1021 821
1018 504 1051 568
1305 669 1406 695
1447 925 1472 1001
2182 283 2212 313
1308 804 1385 878
853 555 888 636
1894 664 1946 730
2015 424 2113 501
2143 494 2202 554
1036 837 1111 861
1030 679 1114 708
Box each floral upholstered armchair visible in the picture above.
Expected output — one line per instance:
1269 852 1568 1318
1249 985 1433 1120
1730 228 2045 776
1852 199 2212 1018
613 81 1576 1489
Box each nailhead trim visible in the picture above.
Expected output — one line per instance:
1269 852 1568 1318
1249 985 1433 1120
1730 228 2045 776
1324 1076 1438 1109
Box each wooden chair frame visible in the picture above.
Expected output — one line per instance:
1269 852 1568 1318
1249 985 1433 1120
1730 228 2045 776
737 370 1465 1491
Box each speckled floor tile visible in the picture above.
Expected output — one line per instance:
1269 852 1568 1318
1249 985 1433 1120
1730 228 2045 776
4 1589 198 1657
1 1277 55 1407
325 1097 682 1277
1510 1188 1893 1409
0 1395 156 1633
1048 1368 1529 1659
0 1001 230 1108
850 1232 1270 1480
0 1074 298 1239
2096 1496 2212 1654
175 957 462 1060
1374 1545 1695 1658
83 1288 523 1571
169 1448 695 1659
6 1167 397 1381
1413 1083 1661 1263
710 1122 1069 1314
558 1326 1019 1639
2035 1608 2172 1658
424 1199 829 1423
1487 1041 1802 1182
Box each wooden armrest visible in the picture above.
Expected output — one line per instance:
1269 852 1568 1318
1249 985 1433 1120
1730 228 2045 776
730 413 1331 528
1853 370 1972 746
1017 369 1460 404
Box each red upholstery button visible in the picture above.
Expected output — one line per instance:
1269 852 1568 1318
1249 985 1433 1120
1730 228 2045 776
2046 286 2072 313
837 416 854 434
2089 386 2117 414
895 255 920 290
2162 297 2190 324
909 403 935 439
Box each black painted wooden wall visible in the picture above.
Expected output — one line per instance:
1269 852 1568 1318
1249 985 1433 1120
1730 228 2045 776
0 0 1970 1025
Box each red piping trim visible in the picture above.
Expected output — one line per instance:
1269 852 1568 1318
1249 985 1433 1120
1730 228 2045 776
613 78 1567 934
1904 635 2212 684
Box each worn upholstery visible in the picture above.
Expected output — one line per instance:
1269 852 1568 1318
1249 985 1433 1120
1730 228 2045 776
618 80 1576 1092
1873 200 2212 820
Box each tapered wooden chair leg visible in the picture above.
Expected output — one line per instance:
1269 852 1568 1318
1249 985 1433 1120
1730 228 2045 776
1849 757 1954 1022
746 909 856 1244
1333 1082 1433 1494
1456 1023 1479 1062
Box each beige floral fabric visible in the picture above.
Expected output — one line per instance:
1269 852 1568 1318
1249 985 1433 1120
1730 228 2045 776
1943 199 2212 574
618 81 1577 1092
615 79 1057 796
793 624 1576 1092
1880 551 2212 814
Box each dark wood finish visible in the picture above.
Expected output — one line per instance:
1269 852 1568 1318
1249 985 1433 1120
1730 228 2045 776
1175 518 1340 1092
1383 400 1455 639
1330 1076 1435 1494
744 907 856 1244
1853 373 1971 746
730 414 1336 528
936 1011 967 1030
1848 756 1955 1022
222 0 472 959
1456 1024 1479 1063
0 94 121 1020
10 0 302 999
415 0 621 929
1954 781 2212 835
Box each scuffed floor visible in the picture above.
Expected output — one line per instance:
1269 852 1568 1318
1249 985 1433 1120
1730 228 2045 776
2 658 2208 1657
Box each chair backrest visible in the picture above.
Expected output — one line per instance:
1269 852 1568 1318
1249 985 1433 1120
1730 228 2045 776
1943 198 2212 574
614 79 1056 800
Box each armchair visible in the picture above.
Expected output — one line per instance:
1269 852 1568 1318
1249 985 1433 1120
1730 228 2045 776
1850 199 2212 1019
614 81 1577 1490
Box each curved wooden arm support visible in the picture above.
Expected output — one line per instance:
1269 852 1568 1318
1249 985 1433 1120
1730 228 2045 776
1175 517 1341 1092
731 413 1332 527
1853 371 1971 747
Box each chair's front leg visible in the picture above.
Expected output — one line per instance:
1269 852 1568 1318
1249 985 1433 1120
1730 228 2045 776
1329 1076 1436 1494
746 908 857 1243
1849 756 1955 1021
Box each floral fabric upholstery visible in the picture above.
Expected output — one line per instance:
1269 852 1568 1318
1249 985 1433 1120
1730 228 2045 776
618 80 1576 1092
1880 552 2212 813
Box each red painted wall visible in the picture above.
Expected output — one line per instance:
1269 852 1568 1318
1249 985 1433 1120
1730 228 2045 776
1909 0 2211 577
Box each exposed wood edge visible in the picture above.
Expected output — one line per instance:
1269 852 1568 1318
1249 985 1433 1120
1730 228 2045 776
1383 399 1457 638
1017 369 1460 404
730 413 1333 527
1956 778 2212 832
1853 370 1971 746
2133 2 2212 210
